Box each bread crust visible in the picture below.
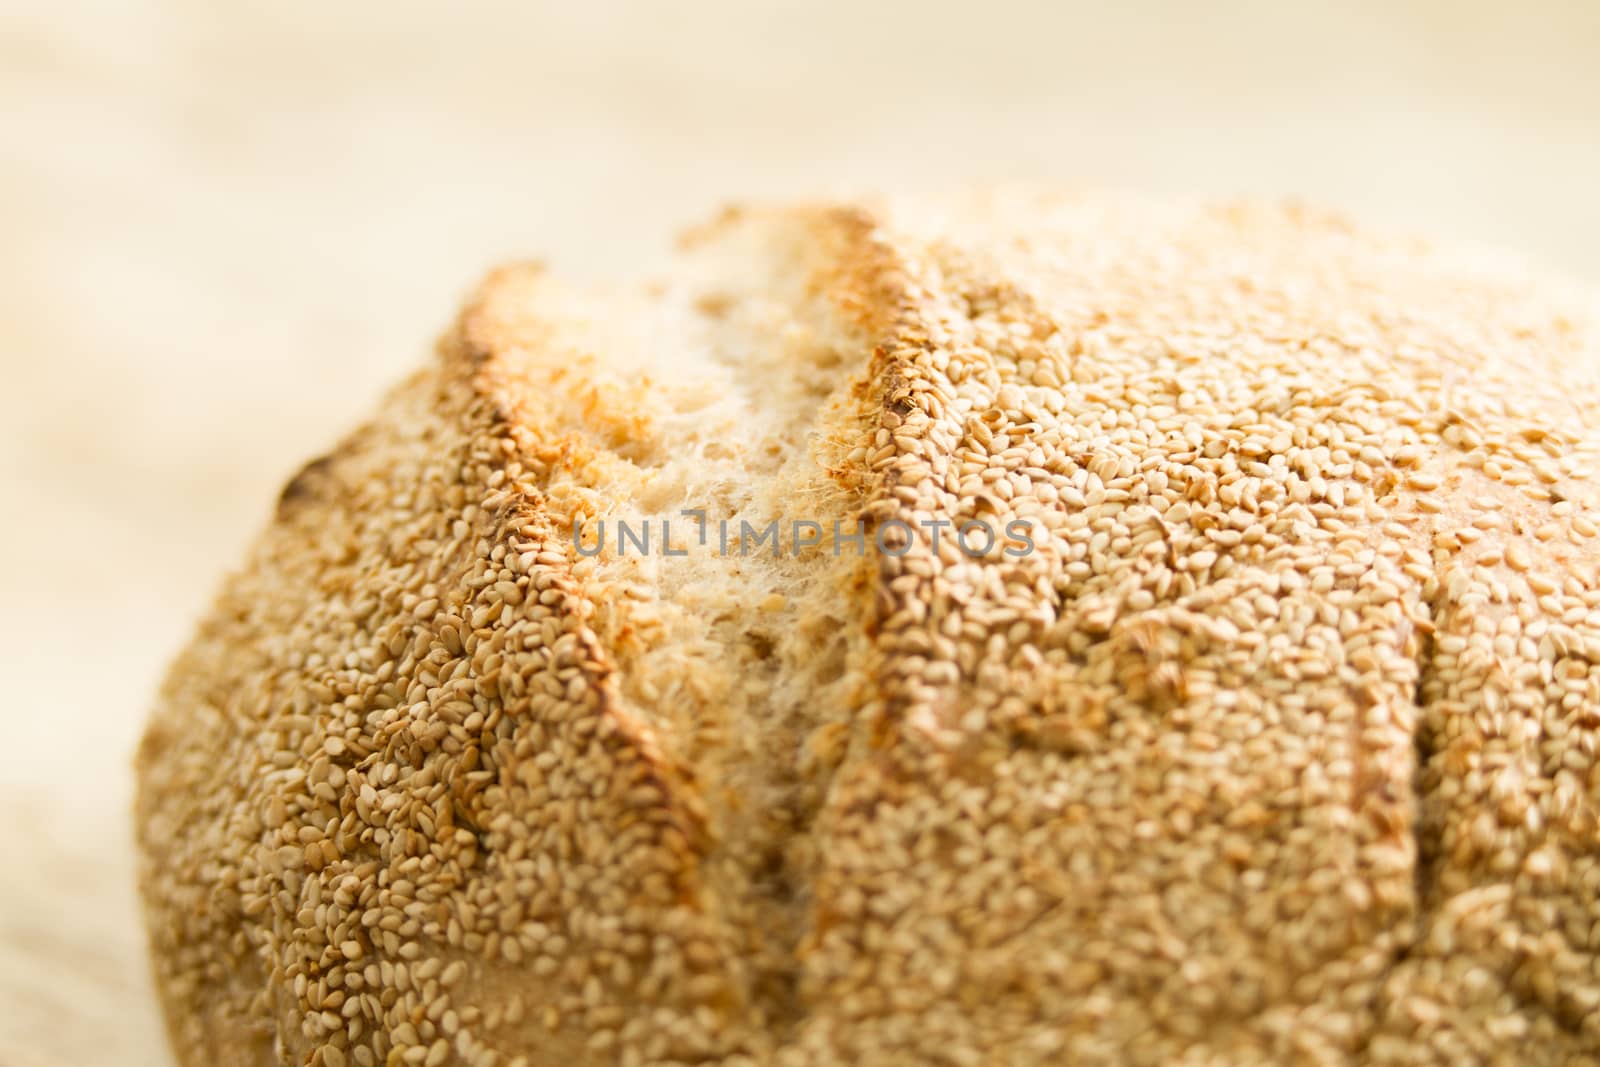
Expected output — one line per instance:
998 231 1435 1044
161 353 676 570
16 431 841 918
138 194 1600 1066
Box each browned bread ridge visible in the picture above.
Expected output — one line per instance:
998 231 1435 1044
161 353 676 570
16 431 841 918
136 192 1600 1066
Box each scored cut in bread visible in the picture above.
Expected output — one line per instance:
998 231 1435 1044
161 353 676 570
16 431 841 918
137 192 1600 1067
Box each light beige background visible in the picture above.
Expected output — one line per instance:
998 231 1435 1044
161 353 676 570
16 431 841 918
3 2 1598 1064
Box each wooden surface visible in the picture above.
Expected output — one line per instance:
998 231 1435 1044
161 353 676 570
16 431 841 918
2 3 1598 1063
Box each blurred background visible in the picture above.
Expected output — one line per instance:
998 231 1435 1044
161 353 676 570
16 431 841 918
2 2 1598 1063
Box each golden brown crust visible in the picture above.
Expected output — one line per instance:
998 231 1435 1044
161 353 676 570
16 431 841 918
138 193 1600 1066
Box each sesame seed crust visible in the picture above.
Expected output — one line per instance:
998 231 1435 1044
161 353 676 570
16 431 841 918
137 192 1600 1066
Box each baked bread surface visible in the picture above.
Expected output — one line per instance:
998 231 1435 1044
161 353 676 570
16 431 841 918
137 193 1600 1066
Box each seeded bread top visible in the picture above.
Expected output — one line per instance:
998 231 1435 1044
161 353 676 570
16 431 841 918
137 192 1600 1067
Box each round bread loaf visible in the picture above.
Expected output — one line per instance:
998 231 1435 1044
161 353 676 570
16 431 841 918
137 193 1600 1067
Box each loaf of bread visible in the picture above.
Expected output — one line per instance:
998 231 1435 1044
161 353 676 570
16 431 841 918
137 193 1600 1066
